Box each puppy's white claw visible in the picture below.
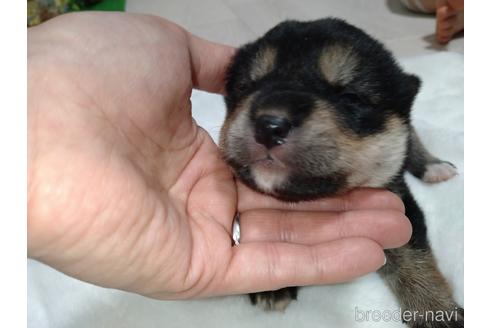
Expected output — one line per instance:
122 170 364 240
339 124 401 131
422 162 458 183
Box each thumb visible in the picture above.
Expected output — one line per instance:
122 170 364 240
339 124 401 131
187 33 236 94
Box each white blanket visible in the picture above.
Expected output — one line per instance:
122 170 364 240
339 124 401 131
28 53 463 328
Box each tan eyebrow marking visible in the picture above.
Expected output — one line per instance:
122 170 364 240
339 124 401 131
250 46 277 81
319 45 359 85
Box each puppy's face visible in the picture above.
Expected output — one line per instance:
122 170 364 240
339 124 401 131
220 19 420 201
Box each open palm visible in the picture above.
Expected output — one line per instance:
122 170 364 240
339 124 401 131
28 13 411 299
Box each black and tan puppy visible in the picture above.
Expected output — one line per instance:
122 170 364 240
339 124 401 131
219 18 462 328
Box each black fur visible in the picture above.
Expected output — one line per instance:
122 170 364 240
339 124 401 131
386 172 430 250
229 159 347 202
250 89 315 128
225 18 419 135
222 18 422 199
249 287 298 309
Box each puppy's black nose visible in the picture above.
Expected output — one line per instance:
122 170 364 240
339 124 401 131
254 115 292 149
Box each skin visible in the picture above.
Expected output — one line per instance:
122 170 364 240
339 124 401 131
436 0 464 44
404 0 464 44
28 12 411 299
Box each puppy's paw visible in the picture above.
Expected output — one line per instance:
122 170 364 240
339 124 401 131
249 287 297 312
422 161 457 183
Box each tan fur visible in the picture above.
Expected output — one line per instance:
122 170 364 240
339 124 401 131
221 95 292 193
219 94 256 157
255 108 289 120
221 95 408 192
252 292 293 312
319 45 359 85
250 46 277 81
380 246 462 327
301 100 409 189
345 116 408 187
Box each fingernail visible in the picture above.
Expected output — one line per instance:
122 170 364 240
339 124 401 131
382 255 387 266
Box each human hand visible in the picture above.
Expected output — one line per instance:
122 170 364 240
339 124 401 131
28 12 411 299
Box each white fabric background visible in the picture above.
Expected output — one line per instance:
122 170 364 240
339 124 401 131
28 53 463 328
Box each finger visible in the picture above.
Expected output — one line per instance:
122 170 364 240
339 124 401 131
237 182 405 213
187 33 236 94
240 209 411 249
221 237 385 295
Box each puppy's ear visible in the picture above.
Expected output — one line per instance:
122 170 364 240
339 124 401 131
405 74 421 100
396 73 421 115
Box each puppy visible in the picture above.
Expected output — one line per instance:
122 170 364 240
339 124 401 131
219 18 462 327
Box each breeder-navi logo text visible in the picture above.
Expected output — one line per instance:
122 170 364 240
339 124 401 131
355 306 460 323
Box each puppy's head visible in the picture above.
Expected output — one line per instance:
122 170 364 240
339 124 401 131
220 18 420 201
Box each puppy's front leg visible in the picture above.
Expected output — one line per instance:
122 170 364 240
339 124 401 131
380 184 463 328
381 246 463 328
